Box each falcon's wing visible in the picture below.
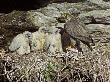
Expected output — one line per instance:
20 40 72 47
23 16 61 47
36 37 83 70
64 17 92 42
78 17 90 33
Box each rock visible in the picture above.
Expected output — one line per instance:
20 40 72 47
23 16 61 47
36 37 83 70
50 3 79 13
79 9 110 24
87 0 103 4
0 11 37 30
9 31 32 55
44 27 63 54
53 0 86 3
87 0 110 9
47 3 70 13
47 2 100 14
86 24 106 31
86 24 110 33
38 6 61 18
26 11 57 27
30 26 46 51
47 3 77 17
46 3 101 22
0 2 102 31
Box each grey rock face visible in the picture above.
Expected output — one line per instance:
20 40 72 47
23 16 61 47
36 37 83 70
79 9 110 24
9 31 32 55
86 24 110 33
38 6 61 18
47 3 71 14
87 0 103 4
0 11 37 30
26 11 57 27
87 0 110 8
44 27 63 54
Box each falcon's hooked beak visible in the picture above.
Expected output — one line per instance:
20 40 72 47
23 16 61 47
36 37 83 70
56 27 66 34
56 27 63 30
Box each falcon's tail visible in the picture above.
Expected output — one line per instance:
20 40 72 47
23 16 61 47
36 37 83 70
76 35 95 51
81 40 93 51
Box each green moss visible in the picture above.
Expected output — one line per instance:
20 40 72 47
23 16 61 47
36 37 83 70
43 62 57 82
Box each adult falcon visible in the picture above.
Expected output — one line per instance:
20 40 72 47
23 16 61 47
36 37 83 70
57 9 95 53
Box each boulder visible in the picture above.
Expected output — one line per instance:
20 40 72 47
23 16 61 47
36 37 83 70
86 24 110 43
0 11 38 30
26 11 57 27
86 24 110 33
86 0 110 8
38 6 61 18
79 9 110 24
47 3 81 14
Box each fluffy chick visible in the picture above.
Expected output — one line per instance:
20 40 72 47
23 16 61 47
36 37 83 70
9 31 32 55
44 27 63 54
30 27 46 52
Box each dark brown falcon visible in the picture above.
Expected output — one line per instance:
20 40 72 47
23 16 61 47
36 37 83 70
57 9 95 52
64 16 94 52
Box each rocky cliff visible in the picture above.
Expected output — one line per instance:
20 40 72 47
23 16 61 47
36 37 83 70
0 0 110 82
